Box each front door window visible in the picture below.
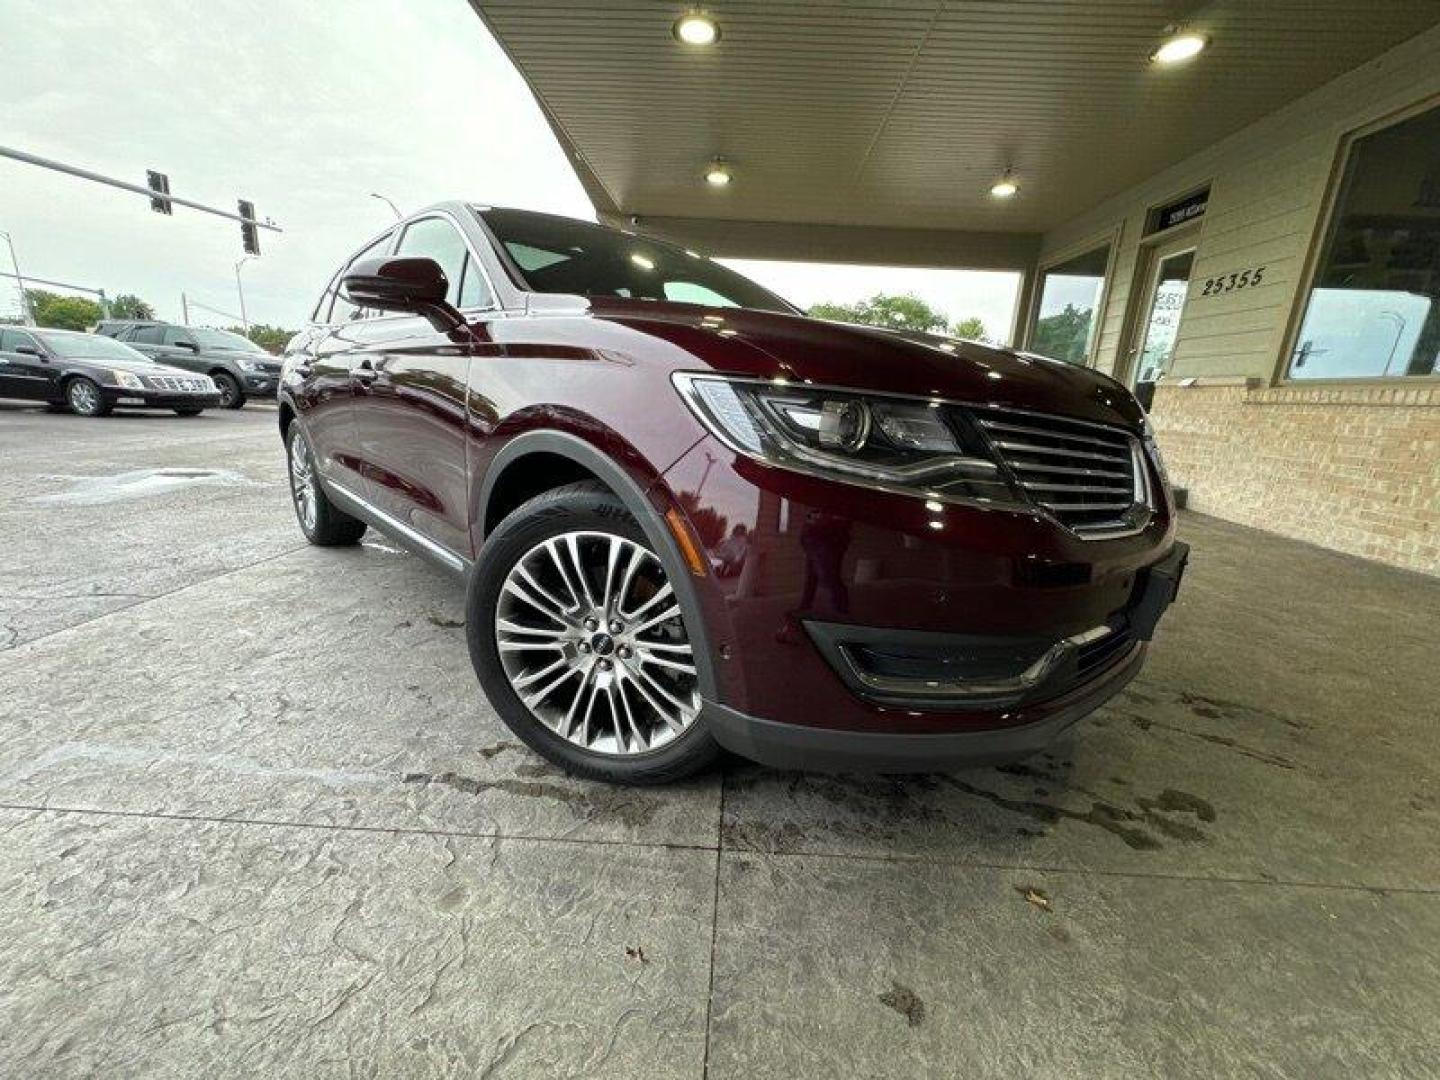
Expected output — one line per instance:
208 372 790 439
1135 250 1194 386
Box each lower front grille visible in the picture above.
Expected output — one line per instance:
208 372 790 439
970 406 1150 538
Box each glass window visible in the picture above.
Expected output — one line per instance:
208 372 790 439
479 207 796 313
1 329 39 351
330 231 394 323
665 281 739 307
1028 245 1110 365
1290 103 1440 379
164 327 197 347
36 330 150 360
130 325 165 344
395 216 493 310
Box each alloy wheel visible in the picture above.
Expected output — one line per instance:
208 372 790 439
216 377 237 408
289 430 318 532
68 379 101 416
495 530 700 756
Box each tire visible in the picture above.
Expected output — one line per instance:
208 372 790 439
466 482 719 785
286 425 367 546
212 372 246 409
66 377 112 417
173 406 205 416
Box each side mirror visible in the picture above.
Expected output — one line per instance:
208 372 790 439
341 256 464 333
16 345 43 357
176 340 200 353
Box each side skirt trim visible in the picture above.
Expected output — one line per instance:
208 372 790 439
324 478 471 577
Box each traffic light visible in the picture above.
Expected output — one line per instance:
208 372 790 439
146 170 172 214
238 199 260 256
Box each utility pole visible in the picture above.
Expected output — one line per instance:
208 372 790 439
1 230 35 326
181 292 190 326
234 256 253 333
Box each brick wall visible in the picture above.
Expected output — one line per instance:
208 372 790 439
1151 382 1440 574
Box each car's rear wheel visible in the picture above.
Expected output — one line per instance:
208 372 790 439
286 426 366 546
467 483 718 784
66 377 111 417
212 372 245 409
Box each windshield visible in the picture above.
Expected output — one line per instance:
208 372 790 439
39 331 151 361
188 327 265 352
478 208 797 314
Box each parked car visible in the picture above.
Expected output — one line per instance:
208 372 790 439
0 326 220 416
94 320 281 408
278 203 1187 783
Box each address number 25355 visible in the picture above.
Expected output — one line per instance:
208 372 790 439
1199 266 1266 297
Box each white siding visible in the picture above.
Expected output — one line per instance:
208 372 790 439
1038 24 1440 383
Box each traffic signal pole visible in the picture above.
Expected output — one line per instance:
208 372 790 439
0 145 283 235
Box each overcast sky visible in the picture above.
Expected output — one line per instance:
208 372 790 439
2 0 1019 335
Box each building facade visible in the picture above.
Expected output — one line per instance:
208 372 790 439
1025 26 1440 574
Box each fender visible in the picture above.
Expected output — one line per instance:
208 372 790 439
475 429 719 702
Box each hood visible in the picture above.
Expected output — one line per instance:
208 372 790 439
71 355 196 378
587 298 1144 431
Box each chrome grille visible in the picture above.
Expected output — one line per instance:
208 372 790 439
973 407 1149 537
146 375 212 392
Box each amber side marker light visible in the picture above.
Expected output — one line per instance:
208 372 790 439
665 508 710 577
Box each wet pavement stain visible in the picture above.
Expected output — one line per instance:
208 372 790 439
401 770 657 828
878 982 926 1028
31 468 258 506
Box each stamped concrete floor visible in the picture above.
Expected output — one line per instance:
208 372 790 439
1 404 1437 1078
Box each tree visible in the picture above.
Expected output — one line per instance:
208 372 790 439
809 293 949 334
225 323 297 355
109 294 156 320
951 316 988 341
25 289 103 331
1030 303 1093 364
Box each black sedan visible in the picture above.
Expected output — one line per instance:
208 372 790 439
0 327 222 416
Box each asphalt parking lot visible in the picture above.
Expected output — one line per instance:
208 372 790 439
1 402 1438 1078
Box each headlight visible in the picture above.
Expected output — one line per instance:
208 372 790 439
111 371 145 390
237 358 264 372
672 373 1014 506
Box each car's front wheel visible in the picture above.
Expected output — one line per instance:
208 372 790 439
212 372 245 409
467 482 718 784
286 426 366 546
66 377 111 417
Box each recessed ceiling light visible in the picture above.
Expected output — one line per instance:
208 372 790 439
673 12 720 46
704 158 732 186
1152 31 1208 65
990 171 1018 198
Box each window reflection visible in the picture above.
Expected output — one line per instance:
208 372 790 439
1291 103 1440 379
1029 246 1109 365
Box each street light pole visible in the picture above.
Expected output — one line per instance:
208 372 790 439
1 230 35 326
370 192 404 221
234 256 252 334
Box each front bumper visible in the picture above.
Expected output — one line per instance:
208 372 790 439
658 434 1186 769
242 373 280 396
705 638 1148 772
103 388 223 410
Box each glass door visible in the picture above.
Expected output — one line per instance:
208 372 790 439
1125 239 1195 408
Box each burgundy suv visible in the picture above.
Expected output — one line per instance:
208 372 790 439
279 204 1186 784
